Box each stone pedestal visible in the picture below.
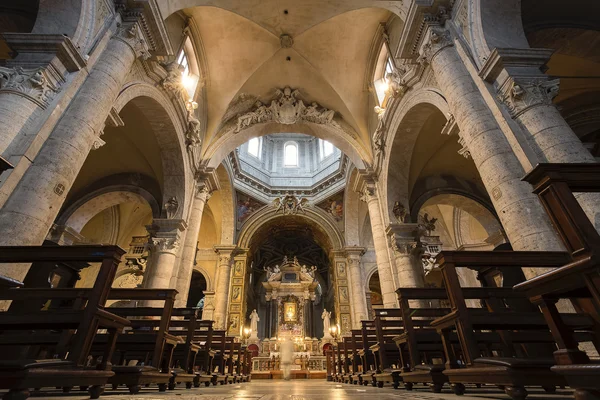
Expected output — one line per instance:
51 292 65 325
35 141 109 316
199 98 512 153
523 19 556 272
174 184 212 307
421 26 564 267
201 290 215 321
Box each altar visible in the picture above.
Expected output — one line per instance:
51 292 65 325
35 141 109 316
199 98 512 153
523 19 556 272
248 256 329 379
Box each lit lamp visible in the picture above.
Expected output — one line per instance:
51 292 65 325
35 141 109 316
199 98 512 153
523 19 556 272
329 326 338 340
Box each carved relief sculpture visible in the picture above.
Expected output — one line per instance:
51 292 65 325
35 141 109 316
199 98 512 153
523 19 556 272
0 66 61 107
272 194 309 215
233 87 340 133
393 201 408 223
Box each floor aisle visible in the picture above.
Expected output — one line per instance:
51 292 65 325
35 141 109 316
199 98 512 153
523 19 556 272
18 380 575 400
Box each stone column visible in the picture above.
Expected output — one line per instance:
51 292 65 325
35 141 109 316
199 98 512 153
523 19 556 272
0 16 150 281
143 219 185 288
345 247 368 329
387 224 425 288
420 26 564 263
481 48 600 229
0 34 86 157
173 184 212 307
213 245 237 329
358 182 398 307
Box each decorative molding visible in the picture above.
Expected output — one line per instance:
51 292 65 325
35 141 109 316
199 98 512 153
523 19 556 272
280 34 294 48
359 184 377 203
441 113 458 136
91 136 106 150
457 136 471 159
227 151 349 197
497 77 560 118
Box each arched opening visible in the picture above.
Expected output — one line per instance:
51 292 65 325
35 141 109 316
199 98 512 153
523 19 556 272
187 270 208 308
367 271 383 320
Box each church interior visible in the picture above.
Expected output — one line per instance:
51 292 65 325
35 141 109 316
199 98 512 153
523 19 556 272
0 0 599 399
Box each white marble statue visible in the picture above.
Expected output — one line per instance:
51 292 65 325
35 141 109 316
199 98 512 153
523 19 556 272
322 309 332 339
249 309 260 339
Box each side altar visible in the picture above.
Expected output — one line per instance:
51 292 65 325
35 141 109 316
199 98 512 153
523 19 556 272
248 256 330 379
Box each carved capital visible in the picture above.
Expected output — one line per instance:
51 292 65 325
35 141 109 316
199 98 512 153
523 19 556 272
0 66 61 108
420 26 453 64
150 237 180 252
113 20 150 60
195 184 212 203
359 185 378 204
498 77 560 118
390 237 422 258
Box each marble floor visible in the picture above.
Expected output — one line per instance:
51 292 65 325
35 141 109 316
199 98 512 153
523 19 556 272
18 380 575 400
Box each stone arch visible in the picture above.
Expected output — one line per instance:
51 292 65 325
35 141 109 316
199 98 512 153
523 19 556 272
204 121 369 171
58 188 159 234
193 266 212 292
380 89 451 224
411 191 504 241
30 0 96 51
237 206 345 251
114 82 192 219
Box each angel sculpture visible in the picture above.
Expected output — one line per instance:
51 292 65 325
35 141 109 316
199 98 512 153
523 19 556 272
296 197 309 213
272 197 284 213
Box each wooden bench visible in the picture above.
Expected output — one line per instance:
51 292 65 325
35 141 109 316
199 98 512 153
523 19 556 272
358 320 377 386
93 289 180 393
0 245 128 400
515 163 600 399
370 308 404 389
433 250 592 399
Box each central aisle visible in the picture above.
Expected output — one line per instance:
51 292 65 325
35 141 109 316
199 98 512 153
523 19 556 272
30 381 575 400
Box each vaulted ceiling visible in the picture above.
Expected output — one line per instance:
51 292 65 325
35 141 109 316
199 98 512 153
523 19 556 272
163 1 403 146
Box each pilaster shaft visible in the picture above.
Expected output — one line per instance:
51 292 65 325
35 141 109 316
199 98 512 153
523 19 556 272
213 245 237 329
174 184 212 307
359 183 398 307
421 26 564 264
345 247 368 329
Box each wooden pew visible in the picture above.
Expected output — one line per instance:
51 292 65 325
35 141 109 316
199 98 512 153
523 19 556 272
166 308 201 390
394 287 527 393
370 309 404 389
189 320 215 387
94 289 180 394
0 245 128 400
209 330 228 385
515 163 600 399
433 250 595 399
358 320 377 386
349 329 364 384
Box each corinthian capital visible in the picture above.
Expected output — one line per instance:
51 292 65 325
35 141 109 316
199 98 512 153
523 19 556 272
151 237 180 252
195 184 212 203
497 77 560 118
113 20 150 60
359 185 378 204
420 26 453 64
0 66 61 108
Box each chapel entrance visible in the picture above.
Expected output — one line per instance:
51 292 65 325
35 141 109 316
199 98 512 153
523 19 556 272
242 217 337 379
